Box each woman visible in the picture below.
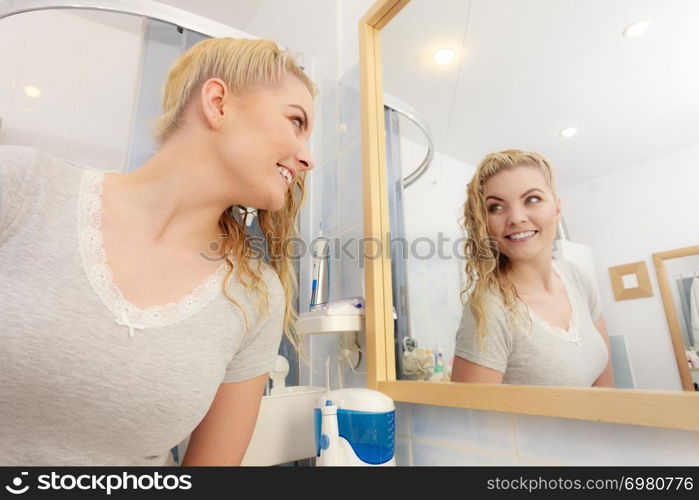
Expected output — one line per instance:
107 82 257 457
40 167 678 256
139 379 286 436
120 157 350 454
451 150 614 387
0 38 315 465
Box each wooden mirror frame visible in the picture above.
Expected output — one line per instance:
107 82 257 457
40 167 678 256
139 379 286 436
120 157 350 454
358 0 699 431
652 245 699 391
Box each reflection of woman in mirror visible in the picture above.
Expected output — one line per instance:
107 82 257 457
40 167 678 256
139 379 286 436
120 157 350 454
451 150 614 387
0 38 315 465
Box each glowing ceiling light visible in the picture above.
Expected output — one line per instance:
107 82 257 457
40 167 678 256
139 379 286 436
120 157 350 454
24 85 41 98
432 48 456 66
623 21 651 38
560 127 578 138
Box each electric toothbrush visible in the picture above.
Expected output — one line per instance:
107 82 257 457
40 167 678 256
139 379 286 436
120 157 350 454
310 238 330 311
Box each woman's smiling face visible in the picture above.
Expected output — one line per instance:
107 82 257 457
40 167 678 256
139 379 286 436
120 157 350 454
483 165 561 264
211 72 315 211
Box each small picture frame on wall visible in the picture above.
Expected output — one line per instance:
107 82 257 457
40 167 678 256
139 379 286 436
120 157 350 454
608 261 653 300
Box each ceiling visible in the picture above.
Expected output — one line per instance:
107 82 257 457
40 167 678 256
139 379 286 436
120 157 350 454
382 0 699 187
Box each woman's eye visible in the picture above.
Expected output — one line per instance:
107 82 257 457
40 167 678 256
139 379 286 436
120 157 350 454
487 204 503 213
291 117 304 129
525 195 541 204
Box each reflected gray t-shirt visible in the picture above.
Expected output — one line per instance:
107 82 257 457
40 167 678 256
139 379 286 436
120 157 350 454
0 146 284 465
454 260 609 387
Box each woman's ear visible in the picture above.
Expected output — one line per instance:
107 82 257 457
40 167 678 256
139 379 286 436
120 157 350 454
199 78 228 131
556 197 562 218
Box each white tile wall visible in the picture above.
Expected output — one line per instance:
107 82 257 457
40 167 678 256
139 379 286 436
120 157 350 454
515 414 699 466
337 141 363 231
319 160 339 237
338 65 361 151
318 85 339 169
395 402 411 436
411 404 517 457
403 403 699 466
302 57 366 394
338 223 365 299
395 437 412 466
412 441 517 466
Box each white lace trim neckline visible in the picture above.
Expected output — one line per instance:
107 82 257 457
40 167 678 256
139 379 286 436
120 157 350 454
77 168 228 332
526 261 582 345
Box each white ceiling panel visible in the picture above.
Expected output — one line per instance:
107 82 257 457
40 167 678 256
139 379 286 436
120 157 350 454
382 0 699 187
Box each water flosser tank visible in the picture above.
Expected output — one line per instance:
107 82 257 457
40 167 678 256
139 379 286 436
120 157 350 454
314 388 396 466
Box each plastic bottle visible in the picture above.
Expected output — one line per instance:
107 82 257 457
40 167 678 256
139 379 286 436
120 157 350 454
430 363 444 382
430 351 445 382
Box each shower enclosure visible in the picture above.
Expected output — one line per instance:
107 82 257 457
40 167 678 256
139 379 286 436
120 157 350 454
0 0 252 172
383 94 435 379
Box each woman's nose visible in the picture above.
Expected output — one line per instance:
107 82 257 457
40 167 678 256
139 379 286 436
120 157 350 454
295 143 315 171
507 206 529 225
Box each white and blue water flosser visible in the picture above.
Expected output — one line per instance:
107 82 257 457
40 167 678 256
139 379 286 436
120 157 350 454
317 356 343 466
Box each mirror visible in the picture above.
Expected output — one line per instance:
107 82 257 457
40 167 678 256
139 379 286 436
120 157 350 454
653 246 699 391
359 0 699 430
378 0 699 390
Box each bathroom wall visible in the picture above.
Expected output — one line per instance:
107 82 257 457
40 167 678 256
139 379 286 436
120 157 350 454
300 61 367 390
393 403 699 465
246 0 340 83
559 143 699 391
0 10 143 171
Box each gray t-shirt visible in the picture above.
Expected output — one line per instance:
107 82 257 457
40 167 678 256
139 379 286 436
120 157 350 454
0 146 284 465
454 259 609 387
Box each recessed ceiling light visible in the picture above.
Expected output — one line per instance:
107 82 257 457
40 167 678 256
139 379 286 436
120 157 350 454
560 127 578 138
432 48 456 66
24 85 41 98
623 21 651 38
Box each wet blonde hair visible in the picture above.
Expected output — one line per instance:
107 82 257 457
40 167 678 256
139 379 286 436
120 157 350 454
461 149 558 346
154 37 317 355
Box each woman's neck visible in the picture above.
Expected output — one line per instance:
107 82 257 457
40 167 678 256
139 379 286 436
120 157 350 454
103 139 229 254
507 255 557 295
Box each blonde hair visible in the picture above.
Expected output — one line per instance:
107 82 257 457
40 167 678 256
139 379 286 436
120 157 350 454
461 149 558 346
154 37 317 355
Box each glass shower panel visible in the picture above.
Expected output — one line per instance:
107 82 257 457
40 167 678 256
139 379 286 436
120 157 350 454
0 9 144 171
126 19 209 172
384 106 414 379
